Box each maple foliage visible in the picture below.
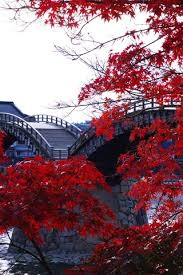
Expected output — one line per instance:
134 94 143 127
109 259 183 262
0 155 114 242
118 112 183 215
12 0 182 28
83 221 183 274
0 131 7 164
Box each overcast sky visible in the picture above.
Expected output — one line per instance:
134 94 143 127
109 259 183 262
0 7 96 122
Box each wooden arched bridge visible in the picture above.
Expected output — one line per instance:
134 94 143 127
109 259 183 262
0 100 181 162
0 102 81 160
69 98 182 158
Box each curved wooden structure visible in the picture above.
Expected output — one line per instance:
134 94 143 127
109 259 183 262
26 114 81 138
69 98 182 157
0 113 78 159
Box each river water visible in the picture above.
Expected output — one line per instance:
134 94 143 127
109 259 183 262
0 232 72 275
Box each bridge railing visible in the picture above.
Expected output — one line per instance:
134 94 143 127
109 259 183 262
25 114 81 138
0 113 67 160
52 148 68 160
68 98 182 155
127 98 182 114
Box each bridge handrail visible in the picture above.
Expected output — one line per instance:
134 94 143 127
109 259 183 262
0 112 65 159
69 98 182 155
25 114 82 138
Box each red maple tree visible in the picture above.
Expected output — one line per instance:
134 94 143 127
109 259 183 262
2 0 183 274
0 152 115 274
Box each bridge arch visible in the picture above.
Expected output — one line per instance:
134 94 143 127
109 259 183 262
69 99 181 158
0 112 79 160
0 113 54 158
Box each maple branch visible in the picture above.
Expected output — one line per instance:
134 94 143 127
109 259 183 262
0 241 41 262
51 98 127 109
55 25 172 60
31 239 53 275
3 231 55 274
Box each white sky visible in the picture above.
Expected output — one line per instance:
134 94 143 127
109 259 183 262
0 8 95 122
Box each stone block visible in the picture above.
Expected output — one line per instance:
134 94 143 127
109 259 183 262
61 230 75 237
118 198 126 207
112 185 121 193
120 185 130 193
118 212 128 220
126 200 134 208
119 206 131 214
128 214 136 224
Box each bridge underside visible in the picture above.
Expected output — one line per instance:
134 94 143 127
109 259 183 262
89 131 132 182
3 134 16 151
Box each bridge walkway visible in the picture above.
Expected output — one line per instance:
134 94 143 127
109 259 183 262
28 122 76 159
